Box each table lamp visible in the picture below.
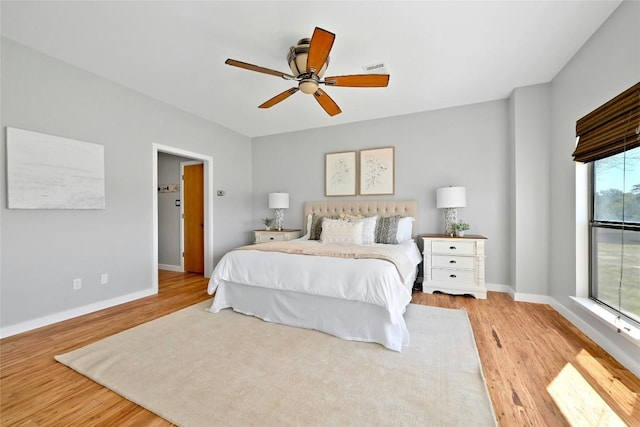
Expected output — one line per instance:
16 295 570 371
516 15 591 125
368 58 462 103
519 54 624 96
436 186 466 236
268 192 289 231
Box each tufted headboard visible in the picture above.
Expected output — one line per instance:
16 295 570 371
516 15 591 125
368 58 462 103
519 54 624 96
303 200 418 238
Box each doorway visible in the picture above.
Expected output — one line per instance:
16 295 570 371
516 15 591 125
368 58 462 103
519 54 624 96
152 143 214 293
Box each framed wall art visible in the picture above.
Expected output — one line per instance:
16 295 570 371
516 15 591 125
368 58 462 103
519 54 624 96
325 151 357 196
6 127 105 209
359 146 394 195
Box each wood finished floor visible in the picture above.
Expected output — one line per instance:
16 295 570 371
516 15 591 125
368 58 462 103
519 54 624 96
1 270 639 426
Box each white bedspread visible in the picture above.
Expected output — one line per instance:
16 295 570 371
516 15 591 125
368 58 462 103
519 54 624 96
207 240 421 325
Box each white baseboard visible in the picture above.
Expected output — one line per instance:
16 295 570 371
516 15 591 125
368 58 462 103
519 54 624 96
486 283 557 305
0 288 157 339
485 283 556 304
486 282 514 298
158 264 183 272
514 292 556 305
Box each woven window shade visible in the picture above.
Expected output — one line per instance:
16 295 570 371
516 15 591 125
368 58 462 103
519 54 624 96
573 82 640 163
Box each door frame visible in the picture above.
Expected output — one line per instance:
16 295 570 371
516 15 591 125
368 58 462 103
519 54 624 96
152 143 214 293
180 160 204 273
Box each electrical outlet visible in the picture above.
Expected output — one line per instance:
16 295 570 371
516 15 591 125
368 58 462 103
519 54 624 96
73 278 82 290
100 273 108 285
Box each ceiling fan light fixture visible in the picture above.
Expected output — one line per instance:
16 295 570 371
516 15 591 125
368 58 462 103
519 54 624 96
299 79 318 94
226 27 389 117
288 38 329 77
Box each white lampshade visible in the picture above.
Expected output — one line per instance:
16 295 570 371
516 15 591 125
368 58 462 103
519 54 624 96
268 192 289 209
436 187 466 208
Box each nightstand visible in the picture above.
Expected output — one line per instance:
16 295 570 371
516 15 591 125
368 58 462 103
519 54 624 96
421 234 487 299
254 229 301 244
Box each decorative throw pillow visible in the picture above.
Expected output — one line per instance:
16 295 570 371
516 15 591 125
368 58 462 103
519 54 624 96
375 215 402 244
348 215 378 244
396 216 415 243
320 219 363 244
299 214 314 239
309 214 325 240
339 213 364 221
309 214 339 240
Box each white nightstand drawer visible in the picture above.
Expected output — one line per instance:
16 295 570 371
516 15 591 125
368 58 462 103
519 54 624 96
254 229 301 244
431 240 476 255
257 233 286 243
432 255 475 269
431 269 475 283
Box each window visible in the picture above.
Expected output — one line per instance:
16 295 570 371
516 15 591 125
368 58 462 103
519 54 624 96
590 147 640 325
574 81 640 330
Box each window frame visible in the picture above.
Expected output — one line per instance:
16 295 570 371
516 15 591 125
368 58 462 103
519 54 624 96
588 160 640 327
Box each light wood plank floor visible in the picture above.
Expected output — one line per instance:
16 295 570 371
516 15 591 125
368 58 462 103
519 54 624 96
1 271 639 426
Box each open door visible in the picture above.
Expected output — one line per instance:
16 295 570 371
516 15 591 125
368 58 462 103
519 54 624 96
183 163 204 273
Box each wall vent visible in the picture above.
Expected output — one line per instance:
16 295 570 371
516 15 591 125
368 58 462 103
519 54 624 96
362 62 388 74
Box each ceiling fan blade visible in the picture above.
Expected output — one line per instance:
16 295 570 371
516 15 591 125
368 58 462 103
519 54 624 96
225 59 295 79
323 74 390 87
258 88 299 109
313 88 342 116
306 27 335 74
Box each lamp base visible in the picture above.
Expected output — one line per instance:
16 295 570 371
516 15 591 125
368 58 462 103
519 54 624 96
274 208 284 231
444 207 457 236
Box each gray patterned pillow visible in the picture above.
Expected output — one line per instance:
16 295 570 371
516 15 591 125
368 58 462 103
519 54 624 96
309 214 339 240
375 216 402 244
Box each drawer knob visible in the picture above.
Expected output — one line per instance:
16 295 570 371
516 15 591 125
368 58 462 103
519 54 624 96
449 274 457 278
449 246 456 250
449 260 457 264
269 237 275 240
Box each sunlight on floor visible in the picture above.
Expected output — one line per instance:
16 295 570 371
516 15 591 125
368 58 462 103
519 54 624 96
575 349 636 416
547 363 626 426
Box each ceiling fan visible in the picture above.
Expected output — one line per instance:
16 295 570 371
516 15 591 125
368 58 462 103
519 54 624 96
225 27 390 116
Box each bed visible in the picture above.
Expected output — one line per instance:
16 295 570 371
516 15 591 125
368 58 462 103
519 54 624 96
206 200 421 351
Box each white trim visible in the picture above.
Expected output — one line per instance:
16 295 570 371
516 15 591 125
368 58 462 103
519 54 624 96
514 292 556 305
152 143 214 295
569 297 640 344
575 162 590 298
486 282 514 298
484 283 557 304
158 264 183 272
0 288 156 339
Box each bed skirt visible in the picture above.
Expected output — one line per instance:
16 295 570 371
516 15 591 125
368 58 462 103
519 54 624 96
208 281 411 351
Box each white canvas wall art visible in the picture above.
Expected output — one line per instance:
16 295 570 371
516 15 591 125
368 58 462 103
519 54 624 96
7 127 105 209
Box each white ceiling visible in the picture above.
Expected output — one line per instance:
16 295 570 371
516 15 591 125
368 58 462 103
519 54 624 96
1 1 621 138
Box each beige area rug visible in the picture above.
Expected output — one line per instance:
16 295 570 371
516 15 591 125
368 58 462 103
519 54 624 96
56 301 497 426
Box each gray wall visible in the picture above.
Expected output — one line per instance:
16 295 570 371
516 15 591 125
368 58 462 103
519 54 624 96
0 38 253 331
509 84 551 296
253 100 511 287
547 1 640 370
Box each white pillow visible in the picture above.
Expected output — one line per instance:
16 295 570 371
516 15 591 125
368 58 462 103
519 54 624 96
320 218 363 244
299 214 313 240
396 217 415 243
348 215 378 244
